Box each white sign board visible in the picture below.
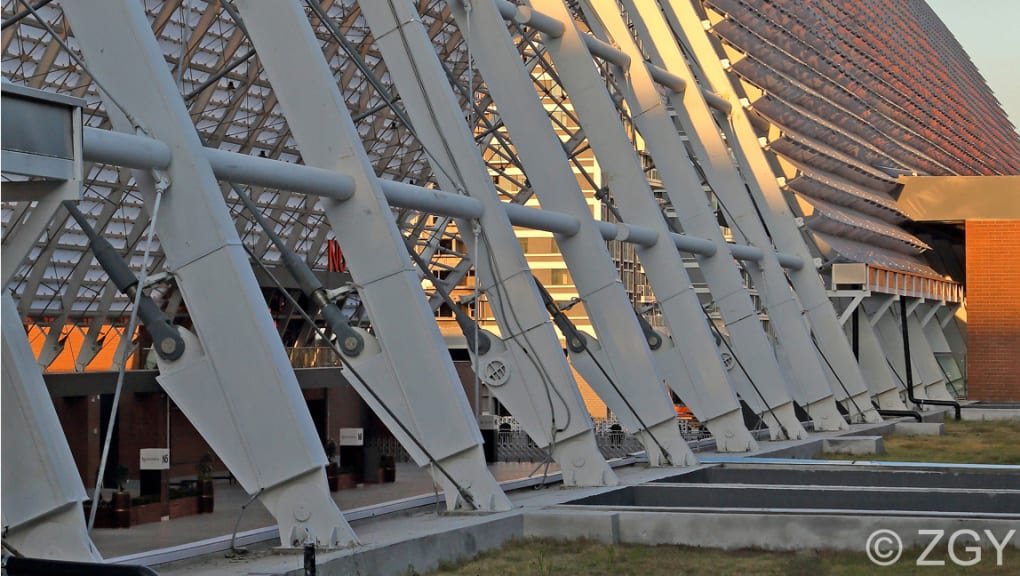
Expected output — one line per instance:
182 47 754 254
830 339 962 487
339 428 364 446
139 448 170 470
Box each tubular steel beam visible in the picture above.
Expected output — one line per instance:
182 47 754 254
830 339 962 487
81 126 805 268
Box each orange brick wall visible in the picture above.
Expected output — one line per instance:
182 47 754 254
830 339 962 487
966 220 1020 401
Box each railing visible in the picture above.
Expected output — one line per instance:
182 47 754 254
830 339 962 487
287 346 341 368
867 265 963 303
832 262 963 303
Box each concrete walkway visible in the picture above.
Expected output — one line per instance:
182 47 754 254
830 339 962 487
96 419 929 574
92 461 556 558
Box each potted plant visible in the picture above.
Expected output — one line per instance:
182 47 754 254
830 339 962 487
324 439 339 492
112 464 132 528
196 452 215 514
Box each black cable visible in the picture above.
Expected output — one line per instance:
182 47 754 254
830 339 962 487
1 0 53 30
808 333 867 421
227 487 264 557
581 340 676 465
533 278 676 464
698 304 792 440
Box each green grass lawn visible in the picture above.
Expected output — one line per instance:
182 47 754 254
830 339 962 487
425 538 1020 575
823 418 1020 464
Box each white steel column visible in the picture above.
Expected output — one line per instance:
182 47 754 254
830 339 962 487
659 0 880 421
937 306 968 382
620 0 877 423
920 303 963 398
61 0 357 547
2 293 101 562
850 306 909 411
586 0 847 431
865 298 929 407
528 0 805 439
907 309 956 401
452 0 754 452
358 0 647 472
235 0 513 504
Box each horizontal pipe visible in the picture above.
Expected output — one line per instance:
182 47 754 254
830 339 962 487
83 126 171 170
646 63 686 93
488 5 730 114
776 251 804 270
671 233 718 256
205 148 355 202
595 221 658 246
703 89 732 114
80 128 804 269
504 202 581 236
581 34 631 69
379 180 483 220
727 242 764 263
496 0 565 37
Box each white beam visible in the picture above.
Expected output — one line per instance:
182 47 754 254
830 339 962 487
61 0 357 547
358 0 626 476
528 0 805 440
235 0 511 509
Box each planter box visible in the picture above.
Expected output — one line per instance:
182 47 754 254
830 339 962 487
82 505 116 529
85 495 203 528
130 502 163 526
169 495 200 518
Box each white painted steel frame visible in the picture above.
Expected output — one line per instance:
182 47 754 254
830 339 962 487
235 0 512 506
906 308 956 401
864 296 930 407
1 292 102 562
356 0 627 476
847 302 909 411
584 0 847 432
658 0 881 421
452 0 752 454
83 124 809 273
527 0 805 440
616 0 877 424
60 0 358 547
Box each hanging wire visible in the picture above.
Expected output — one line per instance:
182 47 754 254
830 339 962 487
17 0 144 132
88 188 165 532
699 303 792 440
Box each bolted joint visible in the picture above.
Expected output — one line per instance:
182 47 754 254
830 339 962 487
340 334 363 357
646 333 662 350
568 332 588 354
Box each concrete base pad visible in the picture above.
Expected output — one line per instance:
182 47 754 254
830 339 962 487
523 510 1020 552
895 422 945 436
822 436 885 456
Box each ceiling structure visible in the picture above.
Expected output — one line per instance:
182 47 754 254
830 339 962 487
2 0 1015 368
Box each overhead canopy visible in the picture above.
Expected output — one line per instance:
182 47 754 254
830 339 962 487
897 176 1020 222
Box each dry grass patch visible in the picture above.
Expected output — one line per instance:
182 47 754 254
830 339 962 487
824 418 1020 464
424 538 1020 575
